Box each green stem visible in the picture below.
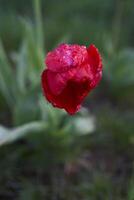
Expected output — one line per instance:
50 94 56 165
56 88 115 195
34 0 44 52
112 0 125 50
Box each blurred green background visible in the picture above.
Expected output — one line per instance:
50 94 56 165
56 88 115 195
0 0 134 199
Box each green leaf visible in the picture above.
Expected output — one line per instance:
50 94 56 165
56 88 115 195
0 121 47 146
0 40 17 106
12 40 29 94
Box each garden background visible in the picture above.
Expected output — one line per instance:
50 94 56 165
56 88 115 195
0 0 134 199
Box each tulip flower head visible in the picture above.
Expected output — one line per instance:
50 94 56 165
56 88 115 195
41 43 102 115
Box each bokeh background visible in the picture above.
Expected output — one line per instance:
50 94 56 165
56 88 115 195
0 0 134 199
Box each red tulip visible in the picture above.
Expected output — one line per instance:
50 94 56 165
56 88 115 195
41 43 102 115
